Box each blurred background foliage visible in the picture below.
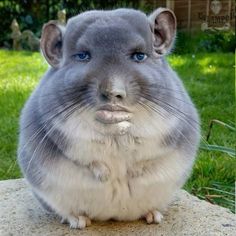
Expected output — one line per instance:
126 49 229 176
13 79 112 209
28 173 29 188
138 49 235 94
174 30 235 54
0 0 235 53
0 0 141 49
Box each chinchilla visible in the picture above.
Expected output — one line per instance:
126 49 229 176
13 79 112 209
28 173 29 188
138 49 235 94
18 8 200 229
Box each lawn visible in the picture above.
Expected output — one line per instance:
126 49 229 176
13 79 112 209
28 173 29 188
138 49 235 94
0 50 235 212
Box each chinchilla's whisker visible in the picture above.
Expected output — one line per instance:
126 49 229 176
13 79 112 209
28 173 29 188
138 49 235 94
26 120 58 173
137 101 169 137
138 101 197 148
159 103 207 145
25 101 86 172
158 94 193 106
139 96 197 132
65 105 96 140
22 93 95 130
138 101 167 119
138 81 197 106
147 98 199 132
22 80 96 130
137 81 186 95
140 95 207 145
141 93 200 126
138 101 196 148
20 99 92 158
63 93 96 119
64 101 95 120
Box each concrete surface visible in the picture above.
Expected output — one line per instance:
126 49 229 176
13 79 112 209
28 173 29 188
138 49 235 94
0 178 235 236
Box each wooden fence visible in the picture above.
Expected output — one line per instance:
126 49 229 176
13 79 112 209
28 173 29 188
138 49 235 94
145 0 235 31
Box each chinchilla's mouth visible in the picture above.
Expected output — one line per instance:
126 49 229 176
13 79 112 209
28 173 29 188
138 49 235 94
95 104 132 124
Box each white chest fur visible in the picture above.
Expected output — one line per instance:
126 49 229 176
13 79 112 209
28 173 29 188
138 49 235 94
37 112 191 221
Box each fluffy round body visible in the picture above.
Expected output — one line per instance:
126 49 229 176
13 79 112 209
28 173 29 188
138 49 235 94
18 8 199 226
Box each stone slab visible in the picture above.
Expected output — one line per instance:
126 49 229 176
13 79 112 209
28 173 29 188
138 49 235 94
0 179 235 236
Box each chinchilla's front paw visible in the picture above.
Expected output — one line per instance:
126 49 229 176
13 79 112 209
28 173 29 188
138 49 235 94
127 166 145 178
88 161 111 182
127 160 152 178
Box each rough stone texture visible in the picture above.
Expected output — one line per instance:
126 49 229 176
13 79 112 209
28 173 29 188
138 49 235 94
0 179 235 236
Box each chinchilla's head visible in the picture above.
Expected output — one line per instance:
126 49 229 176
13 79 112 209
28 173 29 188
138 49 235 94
40 8 178 138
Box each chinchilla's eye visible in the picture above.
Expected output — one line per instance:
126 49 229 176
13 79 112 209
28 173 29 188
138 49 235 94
131 52 147 62
72 51 91 61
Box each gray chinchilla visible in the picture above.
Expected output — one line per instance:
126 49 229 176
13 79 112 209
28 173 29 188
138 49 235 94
18 8 200 229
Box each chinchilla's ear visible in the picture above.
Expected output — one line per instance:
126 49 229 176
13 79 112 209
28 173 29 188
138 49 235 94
40 21 65 68
149 8 176 56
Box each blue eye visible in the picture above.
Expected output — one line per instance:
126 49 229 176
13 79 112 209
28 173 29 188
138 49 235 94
131 52 147 62
72 51 91 61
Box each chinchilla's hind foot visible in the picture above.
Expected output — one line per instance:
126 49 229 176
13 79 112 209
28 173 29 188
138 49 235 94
145 210 163 224
61 215 92 229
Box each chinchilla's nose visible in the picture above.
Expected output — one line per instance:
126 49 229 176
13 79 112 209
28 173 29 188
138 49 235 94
99 77 127 102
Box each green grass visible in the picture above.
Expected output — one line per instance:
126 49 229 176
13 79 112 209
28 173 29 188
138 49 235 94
0 50 235 212
168 53 235 212
0 50 48 179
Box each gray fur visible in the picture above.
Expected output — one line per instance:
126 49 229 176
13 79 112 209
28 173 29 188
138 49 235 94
18 8 200 227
